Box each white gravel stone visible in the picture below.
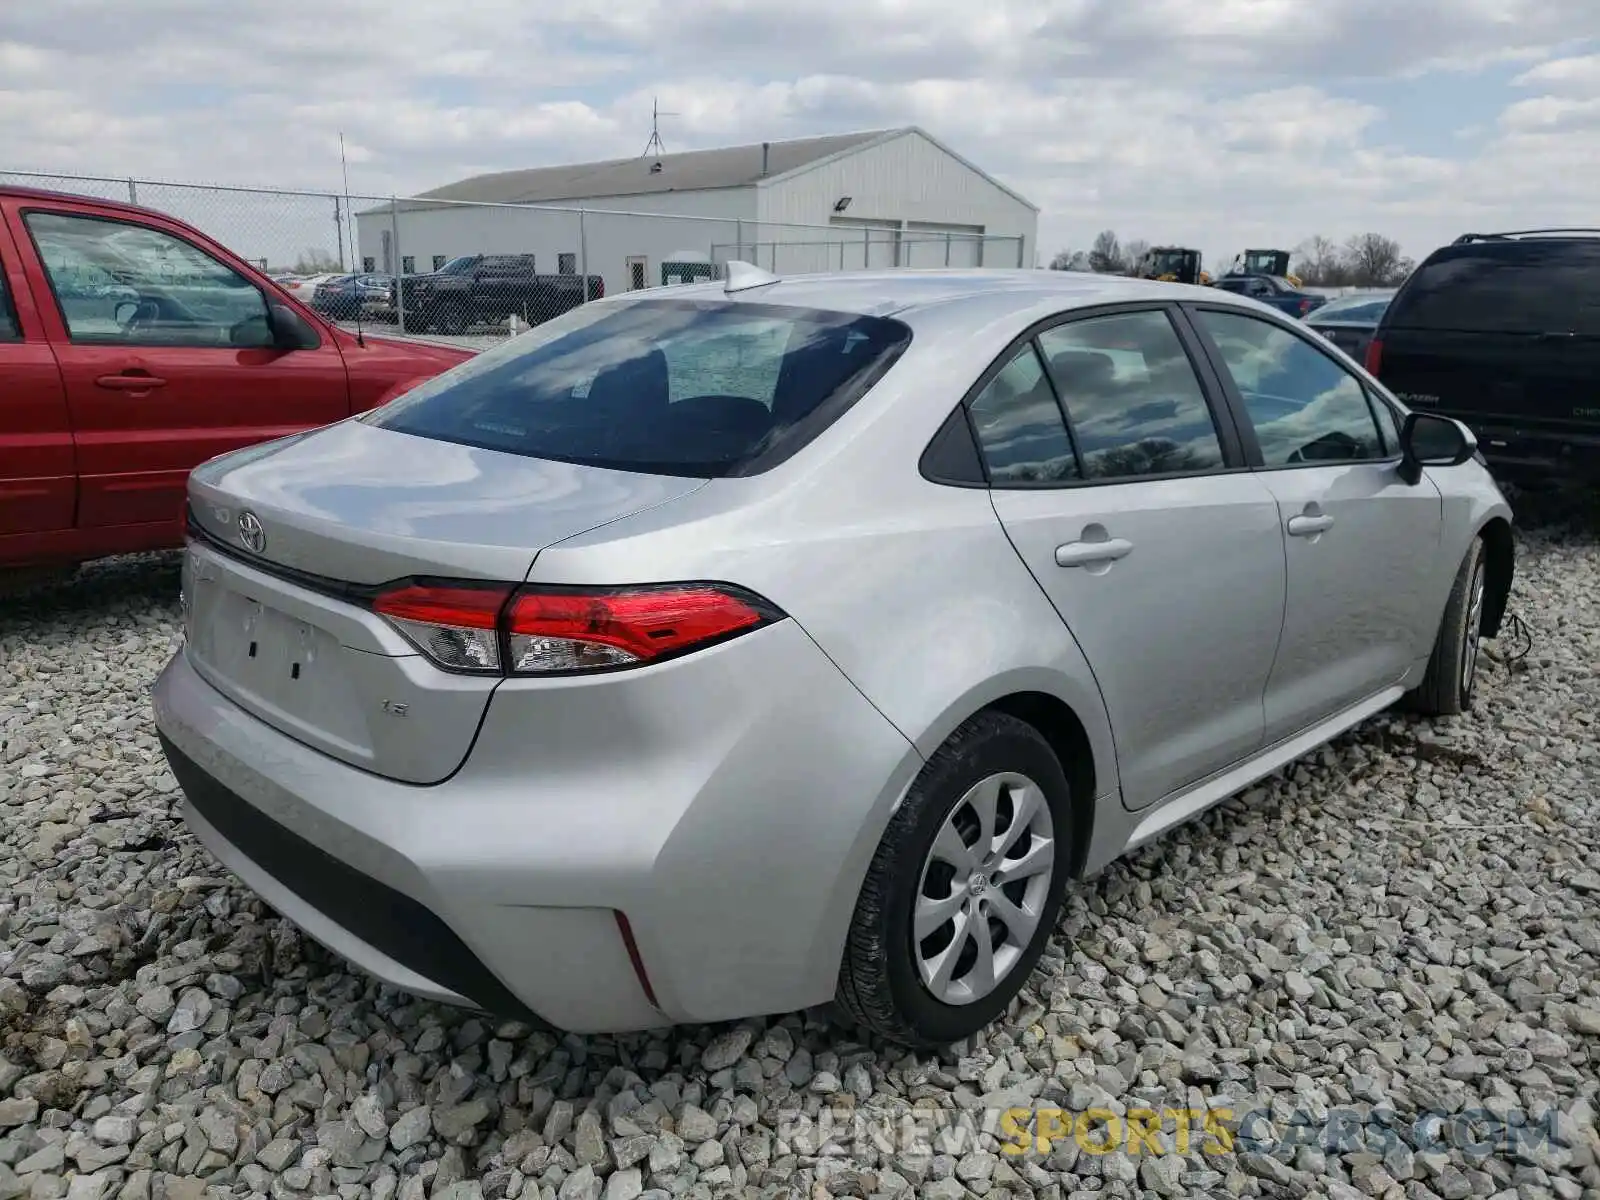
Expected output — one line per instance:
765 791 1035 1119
0 523 1595 1200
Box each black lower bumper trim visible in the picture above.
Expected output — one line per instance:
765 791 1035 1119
158 733 542 1024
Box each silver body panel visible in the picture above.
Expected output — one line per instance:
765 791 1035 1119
154 269 1514 1032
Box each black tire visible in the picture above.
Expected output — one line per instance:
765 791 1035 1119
1407 537 1487 717
435 303 469 336
835 711 1074 1048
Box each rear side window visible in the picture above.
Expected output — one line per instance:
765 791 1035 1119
366 298 911 477
1036 310 1225 480
968 344 1079 483
1389 240 1600 335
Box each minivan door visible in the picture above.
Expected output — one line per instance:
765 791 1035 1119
15 202 351 532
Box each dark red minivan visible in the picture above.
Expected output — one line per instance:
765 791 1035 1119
0 186 475 580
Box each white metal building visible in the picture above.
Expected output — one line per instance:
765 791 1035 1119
355 128 1037 297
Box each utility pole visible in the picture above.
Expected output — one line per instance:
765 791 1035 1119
333 196 345 272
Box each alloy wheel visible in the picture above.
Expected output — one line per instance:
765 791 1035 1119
913 772 1055 1005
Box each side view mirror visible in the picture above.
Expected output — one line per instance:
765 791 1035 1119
267 303 321 351
1398 411 1477 485
114 300 140 327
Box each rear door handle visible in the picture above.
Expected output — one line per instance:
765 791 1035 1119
1287 514 1335 537
96 373 168 391
1055 537 1134 567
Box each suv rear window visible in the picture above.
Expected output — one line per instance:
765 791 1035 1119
365 297 912 477
1388 239 1600 335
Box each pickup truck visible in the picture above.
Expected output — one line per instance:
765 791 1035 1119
1211 272 1328 319
399 255 604 335
1 185 474 582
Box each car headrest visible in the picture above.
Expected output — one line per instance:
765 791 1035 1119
1046 349 1117 392
587 346 669 412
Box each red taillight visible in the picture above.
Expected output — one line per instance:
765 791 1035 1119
505 585 770 673
373 583 511 673
1365 337 1384 376
1300 299 1313 315
370 580 777 675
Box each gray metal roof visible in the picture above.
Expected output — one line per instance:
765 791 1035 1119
380 129 900 212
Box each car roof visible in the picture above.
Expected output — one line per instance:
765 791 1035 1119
620 268 1228 320
0 184 174 221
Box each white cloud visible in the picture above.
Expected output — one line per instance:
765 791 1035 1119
3 2 1600 270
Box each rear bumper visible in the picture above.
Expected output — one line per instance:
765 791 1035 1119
151 619 920 1032
1463 422 1600 481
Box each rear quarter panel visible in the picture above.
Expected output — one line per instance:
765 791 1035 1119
524 294 1125 974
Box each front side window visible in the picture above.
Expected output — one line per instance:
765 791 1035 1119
25 211 271 347
365 298 911 478
968 343 1078 484
1196 308 1384 466
1036 310 1225 480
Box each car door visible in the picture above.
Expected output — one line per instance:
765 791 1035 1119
13 202 351 530
0 217 75 539
1186 304 1444 743
976 305 1288 811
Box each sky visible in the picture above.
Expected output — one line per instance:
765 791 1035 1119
4 0 1600 272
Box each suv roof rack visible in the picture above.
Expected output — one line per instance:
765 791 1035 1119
1452 228 1600 244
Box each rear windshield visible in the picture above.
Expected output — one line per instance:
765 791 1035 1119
1309 295 1392 323
1388 240 1600 335
364 297 912 477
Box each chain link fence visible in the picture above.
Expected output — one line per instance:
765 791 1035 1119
1 170 1025 343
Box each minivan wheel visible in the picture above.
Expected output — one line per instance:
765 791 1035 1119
1408 537 1487 717
836 711 1073 1048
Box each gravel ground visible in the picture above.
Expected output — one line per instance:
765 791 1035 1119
1 494 1597 1200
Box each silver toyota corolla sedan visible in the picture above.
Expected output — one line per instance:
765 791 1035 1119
153 264 1514 1047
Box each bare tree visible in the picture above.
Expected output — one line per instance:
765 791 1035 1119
1292 236 1346 287
1049 249 1091 271
1342 233 1411 287
1088 230 1125 274
1122 240 1150 273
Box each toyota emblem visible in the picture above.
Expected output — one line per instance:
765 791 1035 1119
237 511 266 555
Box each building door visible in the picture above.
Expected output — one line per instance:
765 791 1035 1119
626 257 648 290
380 230 393 274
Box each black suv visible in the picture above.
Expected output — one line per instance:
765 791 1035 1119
399 255 605 335
1366 230 1600 486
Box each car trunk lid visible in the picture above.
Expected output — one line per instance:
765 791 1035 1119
182 419 705 782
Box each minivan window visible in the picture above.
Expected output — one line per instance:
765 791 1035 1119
1388 240 1600 335
365 298 912 477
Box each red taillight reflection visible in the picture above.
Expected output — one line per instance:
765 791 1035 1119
1365 337 1384 376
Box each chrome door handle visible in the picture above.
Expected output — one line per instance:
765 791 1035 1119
1055 537 1133 567
1287 514 1335 537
